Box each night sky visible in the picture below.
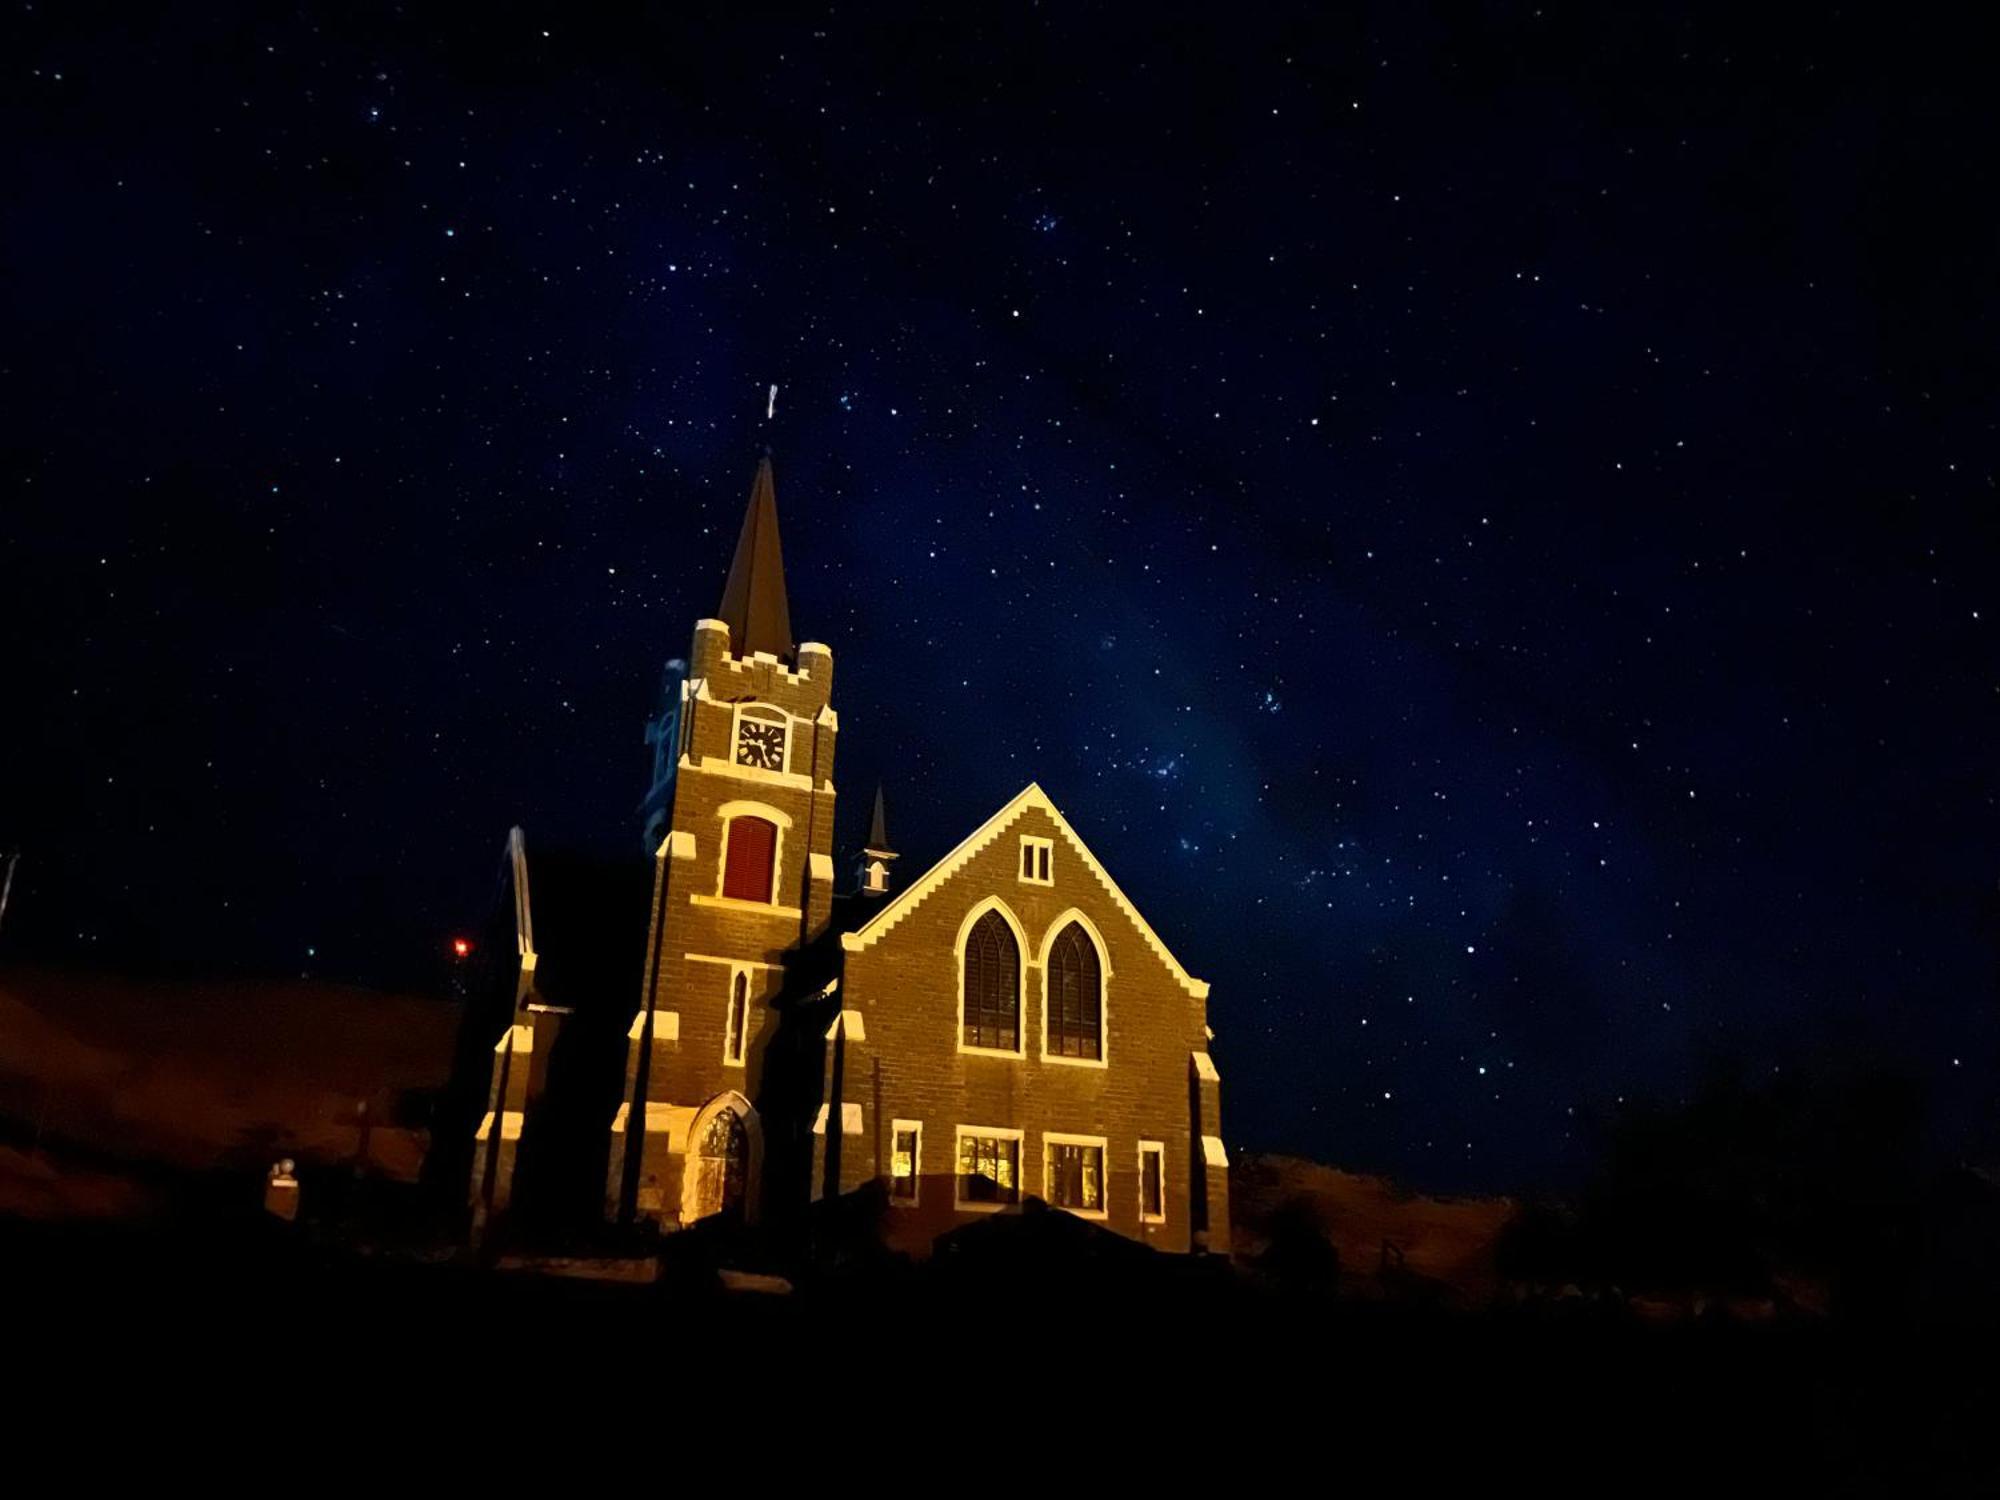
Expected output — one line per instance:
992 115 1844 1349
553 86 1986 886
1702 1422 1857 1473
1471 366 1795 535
5 4 1995 1192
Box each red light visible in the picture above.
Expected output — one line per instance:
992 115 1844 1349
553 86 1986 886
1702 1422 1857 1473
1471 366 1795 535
451 937 472 958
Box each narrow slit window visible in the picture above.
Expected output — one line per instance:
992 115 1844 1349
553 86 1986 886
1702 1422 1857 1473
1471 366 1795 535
724 971 749 1065
1139 1142 1166 1223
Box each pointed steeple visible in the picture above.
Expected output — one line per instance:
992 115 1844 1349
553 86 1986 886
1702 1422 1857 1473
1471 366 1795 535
716 454 794 661
858 783 898 897
866 785 892 854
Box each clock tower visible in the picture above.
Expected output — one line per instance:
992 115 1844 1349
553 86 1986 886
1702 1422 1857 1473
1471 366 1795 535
608 455 839 1228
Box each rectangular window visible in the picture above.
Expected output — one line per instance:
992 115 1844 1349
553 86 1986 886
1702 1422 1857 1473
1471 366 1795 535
1138 1141 1166 1223
1019 836 1053 885
890 1121 922 1203
1045 1136 1106 1216
956 1128 1021 1206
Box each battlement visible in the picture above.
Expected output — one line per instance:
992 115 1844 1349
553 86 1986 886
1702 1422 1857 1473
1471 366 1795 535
689 618 833 702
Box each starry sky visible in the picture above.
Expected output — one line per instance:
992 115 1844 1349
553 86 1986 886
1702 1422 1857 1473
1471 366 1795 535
5 3 1995 1192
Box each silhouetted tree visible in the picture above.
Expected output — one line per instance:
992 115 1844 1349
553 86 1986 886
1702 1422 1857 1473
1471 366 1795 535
1498 1062 1929 1314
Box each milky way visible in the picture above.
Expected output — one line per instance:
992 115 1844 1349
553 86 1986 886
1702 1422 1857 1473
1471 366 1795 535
4 6 1994 1190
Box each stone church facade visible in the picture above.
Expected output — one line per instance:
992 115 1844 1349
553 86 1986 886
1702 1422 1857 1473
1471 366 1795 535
472 457 1228 1255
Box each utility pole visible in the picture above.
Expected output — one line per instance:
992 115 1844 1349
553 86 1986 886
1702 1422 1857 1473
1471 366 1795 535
0 849 18 939
619 839 675 1227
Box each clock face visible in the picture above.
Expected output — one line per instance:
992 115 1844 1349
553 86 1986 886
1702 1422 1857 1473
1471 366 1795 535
736 717 786 771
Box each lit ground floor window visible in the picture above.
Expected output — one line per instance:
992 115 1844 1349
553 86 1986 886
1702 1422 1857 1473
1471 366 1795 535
956 1128 1021 1205
1138 1141 1165 1223
1045 1135 1106 1215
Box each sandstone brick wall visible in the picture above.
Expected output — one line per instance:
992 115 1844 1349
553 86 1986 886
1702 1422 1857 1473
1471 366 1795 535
837 799 1222 1255
602 616 1227 1258
611 623 839 1226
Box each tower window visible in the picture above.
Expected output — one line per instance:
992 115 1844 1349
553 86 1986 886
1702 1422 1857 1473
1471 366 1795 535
961 908 1021 1051
1045 921 1103 1060
1018 836 1053 885
724 970 750 1066
721 815 778 903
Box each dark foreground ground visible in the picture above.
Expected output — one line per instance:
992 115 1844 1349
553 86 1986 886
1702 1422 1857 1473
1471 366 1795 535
5 1212 1992 1494
4 966 1991 1487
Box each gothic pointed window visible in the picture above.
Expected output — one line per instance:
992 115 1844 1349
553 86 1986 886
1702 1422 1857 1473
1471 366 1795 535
722 815 777 903
1046 922 1103 1060
961 909 1021 1051
689 1108 748 1223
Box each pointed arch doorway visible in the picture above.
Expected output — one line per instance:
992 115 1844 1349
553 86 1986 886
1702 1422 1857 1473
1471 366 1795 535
682 1091 761 1227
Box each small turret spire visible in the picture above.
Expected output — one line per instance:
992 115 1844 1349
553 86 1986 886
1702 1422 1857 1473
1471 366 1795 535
867 785 891 854
858 783 898 897
716 454 794 661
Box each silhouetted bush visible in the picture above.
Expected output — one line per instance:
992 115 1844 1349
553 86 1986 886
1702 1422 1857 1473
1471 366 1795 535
1255 1192 1342 1289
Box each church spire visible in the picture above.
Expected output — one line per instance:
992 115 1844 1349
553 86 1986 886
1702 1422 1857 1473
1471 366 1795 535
858 783 898 897
716 453 794 661
866 785 892 854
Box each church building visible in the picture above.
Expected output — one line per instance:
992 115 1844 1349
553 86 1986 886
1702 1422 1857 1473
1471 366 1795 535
469 458 1229 1256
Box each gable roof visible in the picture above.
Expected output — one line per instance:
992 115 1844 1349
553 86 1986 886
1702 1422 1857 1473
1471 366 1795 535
840 783 1209 999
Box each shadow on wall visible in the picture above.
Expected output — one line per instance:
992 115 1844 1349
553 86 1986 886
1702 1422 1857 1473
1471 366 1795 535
432 844 654 1238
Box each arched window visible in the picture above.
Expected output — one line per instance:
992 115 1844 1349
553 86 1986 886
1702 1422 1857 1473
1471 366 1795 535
1046 921 1103 1059
962 909 1020 1051
722 816 777 902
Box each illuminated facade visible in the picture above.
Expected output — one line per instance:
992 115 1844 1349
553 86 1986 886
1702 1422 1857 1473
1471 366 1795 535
473 457 1228 1255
